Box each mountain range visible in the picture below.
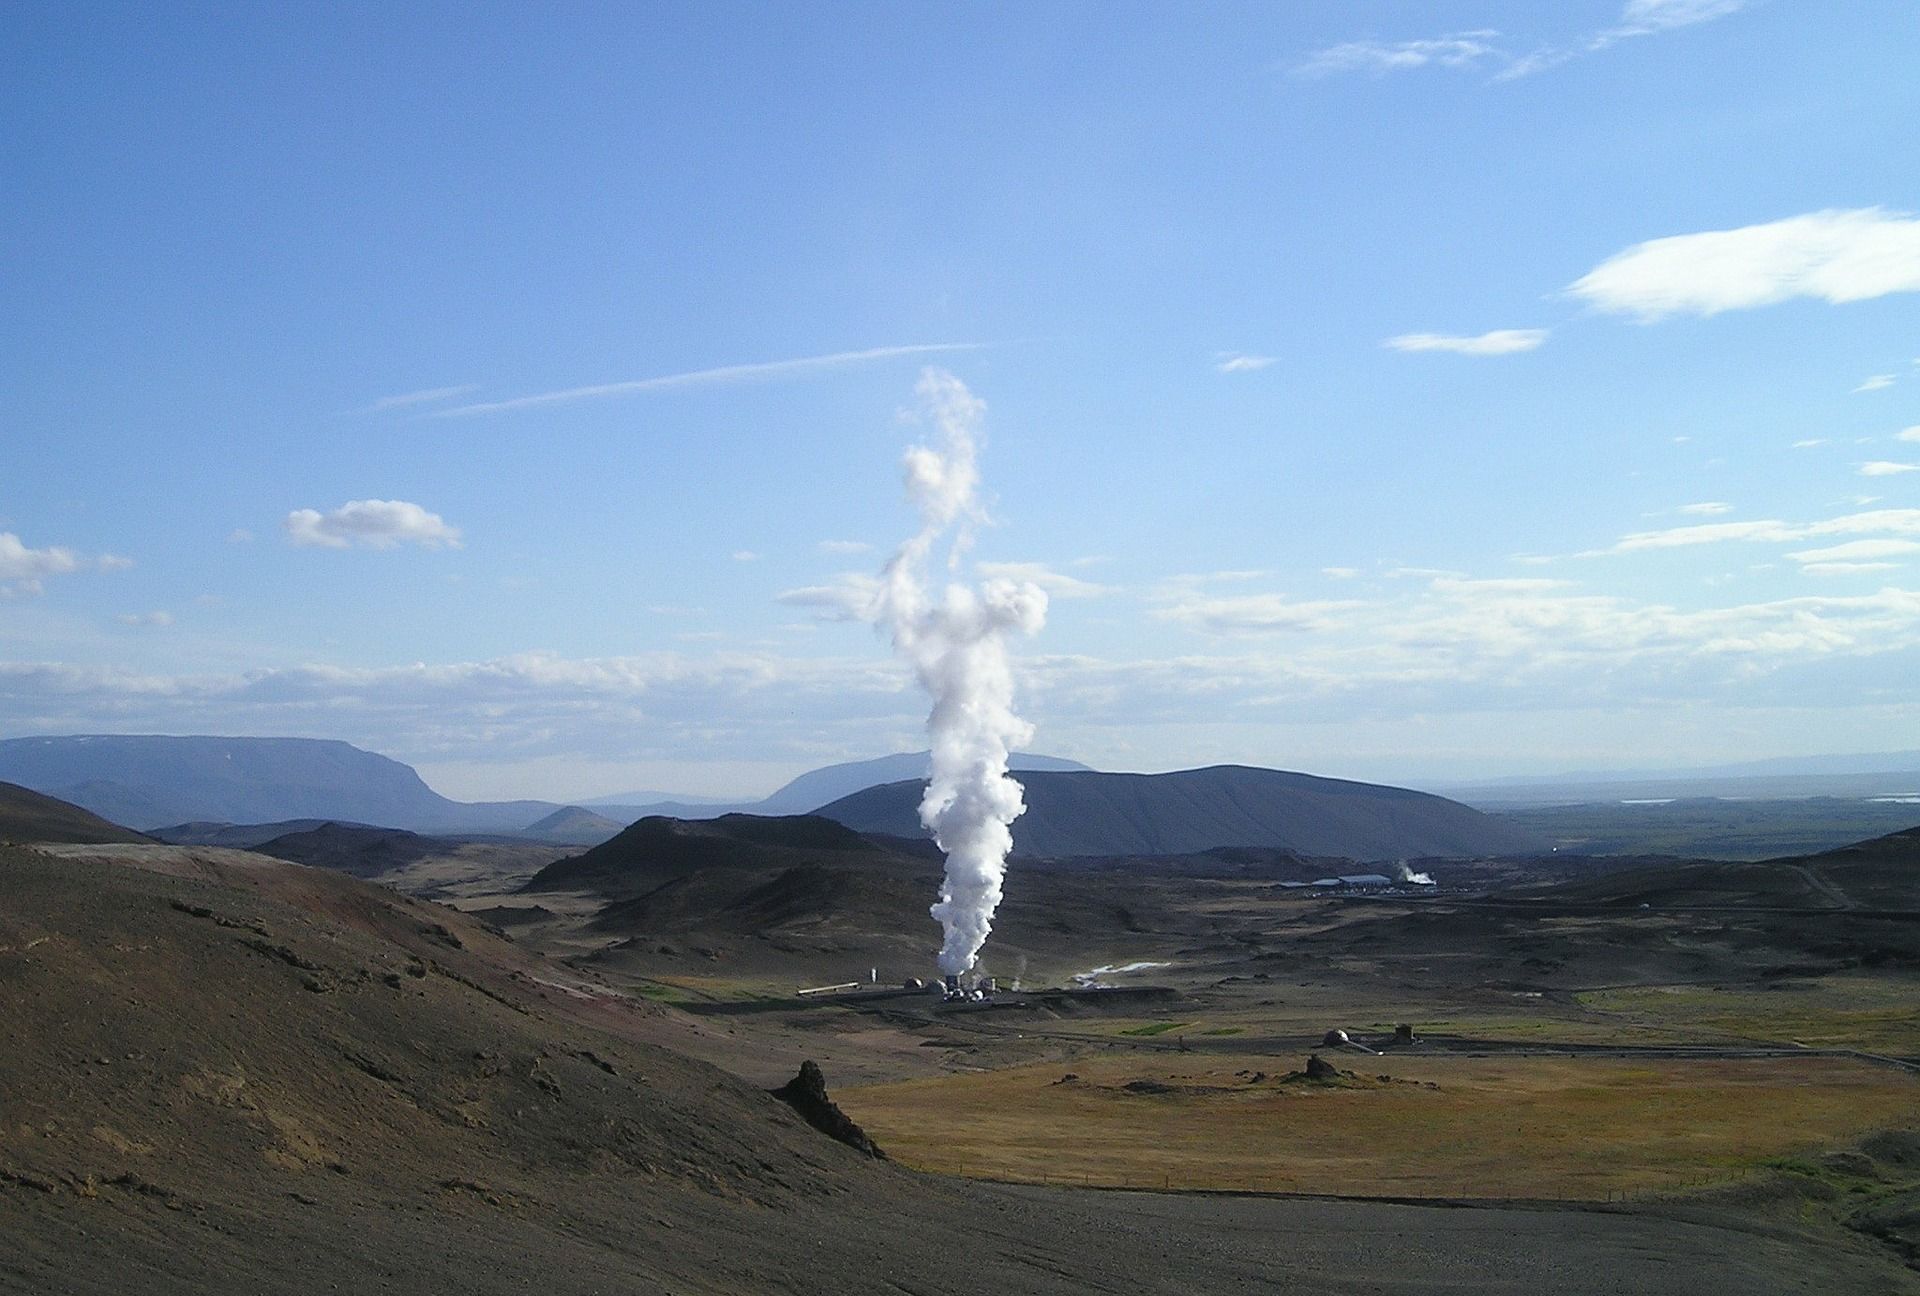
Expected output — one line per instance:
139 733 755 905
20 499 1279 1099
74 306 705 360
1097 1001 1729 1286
1 734 1536 864
591 751 1091 821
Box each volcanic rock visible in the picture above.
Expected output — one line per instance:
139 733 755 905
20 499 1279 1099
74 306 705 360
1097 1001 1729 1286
771 1061 884 1158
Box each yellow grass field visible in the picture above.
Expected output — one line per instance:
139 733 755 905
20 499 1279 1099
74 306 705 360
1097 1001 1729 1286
1576 978 1920 1055
838 1054 1920 1200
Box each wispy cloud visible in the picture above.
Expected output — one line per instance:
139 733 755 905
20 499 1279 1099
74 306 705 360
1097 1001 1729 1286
730 550 761 562
114 610 174 628
1792 438 1829 449
434 343 987 418
1599 0 1748 43
974 561 1112 599
1153 591 1361 634
1298 1 1748 82
1860 461 1919 477
1854 374 1897 393
818 539 872 555
1898 426 1920 443
1214 352 1277 374
1296 30 1502 77
1677 501 1733 516
1596 507 1920 555
1569 209 1920 321
1384 329 1548 356
1787 539 1920 565
284 499 463 550
776 573 881 622
366 384 477 412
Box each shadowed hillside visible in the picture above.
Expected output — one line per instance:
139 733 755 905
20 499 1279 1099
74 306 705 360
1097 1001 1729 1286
819 766 1543 861
0 783 148 845
1534 824 1920 913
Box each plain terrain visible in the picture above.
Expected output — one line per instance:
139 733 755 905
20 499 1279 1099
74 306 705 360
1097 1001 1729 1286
5 804 1918 1292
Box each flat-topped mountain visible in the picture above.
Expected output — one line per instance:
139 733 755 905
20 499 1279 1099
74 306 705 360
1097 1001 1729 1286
816 765 1543 861
0 735 554 834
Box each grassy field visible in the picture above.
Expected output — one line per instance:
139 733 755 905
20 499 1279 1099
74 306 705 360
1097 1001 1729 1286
1577 977 1920 1055
839 1054 1920 1200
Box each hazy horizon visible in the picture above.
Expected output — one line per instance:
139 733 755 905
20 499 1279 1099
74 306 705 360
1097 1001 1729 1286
7 3 1918 802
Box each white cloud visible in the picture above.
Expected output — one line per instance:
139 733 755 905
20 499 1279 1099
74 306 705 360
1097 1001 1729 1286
226 528 255 544
1677 501 1732 516
114 610 174 627
1854 374 1896 394
1792 438 1828 449
1897 425 1920 443
1569 209 1920 321
1322 567 1360 579
730 550 760 562
1860 461 1919 477
818 539 872 555
0 532 80 582
1214 352 1277 374
1787 539 1920 564
1296 30 1501 77
1384 329 1548 356
0 531 123 595
433 343 987 418
284 499 463 550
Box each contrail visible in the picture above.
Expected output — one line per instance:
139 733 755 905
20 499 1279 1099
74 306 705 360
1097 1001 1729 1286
876 370 1047 977
432 343 988 417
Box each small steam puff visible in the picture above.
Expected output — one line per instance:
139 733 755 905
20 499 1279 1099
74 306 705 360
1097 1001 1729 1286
876 370 1047 977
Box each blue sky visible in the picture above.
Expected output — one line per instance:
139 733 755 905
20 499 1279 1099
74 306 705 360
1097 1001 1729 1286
4 1 1918 801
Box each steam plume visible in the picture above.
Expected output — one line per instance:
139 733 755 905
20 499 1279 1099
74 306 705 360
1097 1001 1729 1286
1392 860 1435 886
876 370 1047 976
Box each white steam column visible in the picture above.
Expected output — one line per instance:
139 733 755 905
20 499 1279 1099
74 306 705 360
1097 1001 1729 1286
876 370 1047 978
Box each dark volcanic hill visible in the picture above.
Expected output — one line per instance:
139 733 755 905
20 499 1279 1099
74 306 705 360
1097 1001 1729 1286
817 765 1543 861
0 781 149 845
0 734 557 833
522 804 630 845
524 813 891 897
249 822 442 879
